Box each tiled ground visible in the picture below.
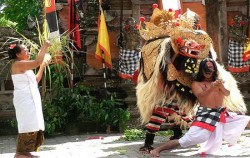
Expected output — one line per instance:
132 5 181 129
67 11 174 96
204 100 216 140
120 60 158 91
1 130 250 158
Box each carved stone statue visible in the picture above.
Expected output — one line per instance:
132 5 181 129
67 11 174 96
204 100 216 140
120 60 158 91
122 17 141 51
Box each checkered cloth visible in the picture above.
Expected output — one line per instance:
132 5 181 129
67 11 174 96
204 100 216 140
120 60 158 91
228 40 250 72
194 106 226 128
118 49 140 79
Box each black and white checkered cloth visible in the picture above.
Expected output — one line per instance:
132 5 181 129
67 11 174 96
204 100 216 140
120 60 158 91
194 106 226 127
228 40 250 71
119 49 140 77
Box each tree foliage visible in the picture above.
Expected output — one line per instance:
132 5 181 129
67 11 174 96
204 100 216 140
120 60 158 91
1 0 43 31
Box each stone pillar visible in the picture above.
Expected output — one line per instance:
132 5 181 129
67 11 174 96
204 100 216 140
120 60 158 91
205 0 220 61
218 0 228 65
131 0 140 23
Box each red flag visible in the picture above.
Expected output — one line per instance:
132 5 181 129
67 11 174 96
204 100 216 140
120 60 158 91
68 0 82 49
162 0 182 18
95 2 112 69
45 0 62 63
45 0 60 38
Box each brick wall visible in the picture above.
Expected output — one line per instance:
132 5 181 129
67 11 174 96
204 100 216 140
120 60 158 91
182 1 206 31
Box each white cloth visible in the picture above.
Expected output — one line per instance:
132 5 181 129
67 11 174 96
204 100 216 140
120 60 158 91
12 70 45 133
179 112 250 155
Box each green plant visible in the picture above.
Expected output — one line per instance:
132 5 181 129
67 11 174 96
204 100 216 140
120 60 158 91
44 89 79 135
10 119 17 128
1 0 42 31
122 129 173 141
0 15 16 27
43 85 100 135
123 129 146 141
75 87 100 122
97 94 130 132
156 130 173 136
43 98 67 135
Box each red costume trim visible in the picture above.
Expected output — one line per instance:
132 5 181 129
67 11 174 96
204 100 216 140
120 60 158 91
191 121 215 132
228 66 249 73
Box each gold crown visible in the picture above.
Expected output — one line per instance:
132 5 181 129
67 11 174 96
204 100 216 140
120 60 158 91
139 6 194 41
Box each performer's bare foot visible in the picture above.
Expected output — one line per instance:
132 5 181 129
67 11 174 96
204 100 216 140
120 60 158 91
139 145 154 154
14 152 39 158
14 153 31 158
246 121 250 129
150 149 160 157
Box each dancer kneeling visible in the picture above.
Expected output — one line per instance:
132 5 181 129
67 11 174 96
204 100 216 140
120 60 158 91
150 58 250 157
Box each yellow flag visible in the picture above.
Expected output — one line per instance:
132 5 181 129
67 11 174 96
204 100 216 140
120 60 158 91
243 42 250 61
95 8 112 69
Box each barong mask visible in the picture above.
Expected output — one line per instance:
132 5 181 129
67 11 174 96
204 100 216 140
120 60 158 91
138 4 196 80
171 27 211 59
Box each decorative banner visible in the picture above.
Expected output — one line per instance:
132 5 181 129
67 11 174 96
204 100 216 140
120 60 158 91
162 0 181 17
228 40 250 72
68 0 82 49
45 0 60 39
228 15 249 72
45 0 62 64
118 49 140 79
95 3 112 69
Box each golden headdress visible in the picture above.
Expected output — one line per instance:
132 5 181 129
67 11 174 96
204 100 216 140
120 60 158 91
139 4 199 80
182 8 202 30
139 4 194 41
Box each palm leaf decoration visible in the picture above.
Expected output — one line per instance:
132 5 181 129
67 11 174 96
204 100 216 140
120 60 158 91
1 20 76 99
0 1 80 100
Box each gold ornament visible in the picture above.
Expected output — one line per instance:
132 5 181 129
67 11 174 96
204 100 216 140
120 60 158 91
167 63 193 87
141 39 164 79
139 7 194 41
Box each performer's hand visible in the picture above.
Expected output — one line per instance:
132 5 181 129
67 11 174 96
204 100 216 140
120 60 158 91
212 80 223 89
212 80 220 87
42 40 51 49
217 79 225 87
41 53 51 67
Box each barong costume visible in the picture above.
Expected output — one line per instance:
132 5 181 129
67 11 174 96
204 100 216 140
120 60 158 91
137 5 247 151
137 6 213 151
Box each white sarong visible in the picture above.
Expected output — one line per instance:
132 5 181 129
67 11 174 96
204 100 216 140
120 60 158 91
179 112 250 155
12 70 45 133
